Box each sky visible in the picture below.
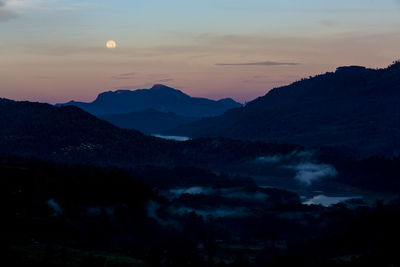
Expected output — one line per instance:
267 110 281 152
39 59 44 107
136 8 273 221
0 0 399 104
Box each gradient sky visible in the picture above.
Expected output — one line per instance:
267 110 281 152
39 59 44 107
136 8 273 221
1 0 399 104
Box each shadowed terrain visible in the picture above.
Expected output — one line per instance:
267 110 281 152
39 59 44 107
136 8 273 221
169 62 400 157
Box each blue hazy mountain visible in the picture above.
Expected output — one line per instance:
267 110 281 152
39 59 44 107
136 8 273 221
58 84 242 117
168 62 400 157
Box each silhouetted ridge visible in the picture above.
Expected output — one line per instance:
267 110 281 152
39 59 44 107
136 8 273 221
168 61 400 157
150 84 181 92
336 65 366 72
0 99 172 163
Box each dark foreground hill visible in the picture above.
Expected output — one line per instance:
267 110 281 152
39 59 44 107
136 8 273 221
0 98 172 165
169 62 400 157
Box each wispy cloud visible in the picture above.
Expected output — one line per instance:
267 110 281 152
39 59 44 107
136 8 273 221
216 61 300 66
156 78 174 83
112 72 136 80
0 0 19 22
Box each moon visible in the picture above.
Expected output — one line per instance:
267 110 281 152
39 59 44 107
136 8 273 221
106 40 117 49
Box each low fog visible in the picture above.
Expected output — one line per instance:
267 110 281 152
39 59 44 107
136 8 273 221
255 150 338 185
285 162 337 185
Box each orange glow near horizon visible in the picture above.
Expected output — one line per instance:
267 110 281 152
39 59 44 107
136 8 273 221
1 0 399 104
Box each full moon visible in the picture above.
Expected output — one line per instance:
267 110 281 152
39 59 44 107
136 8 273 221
106 40 117 49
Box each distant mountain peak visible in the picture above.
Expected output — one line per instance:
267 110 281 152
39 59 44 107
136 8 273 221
149 84 188 97
57 84 242 117
150 84 175 90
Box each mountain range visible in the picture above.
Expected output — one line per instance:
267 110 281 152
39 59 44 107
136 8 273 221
57 84 241 134
3 62 400 160
168 62 400 157
0 98 299 168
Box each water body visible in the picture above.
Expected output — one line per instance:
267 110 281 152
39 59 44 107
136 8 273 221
152 134 190 141
303 195 363 207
